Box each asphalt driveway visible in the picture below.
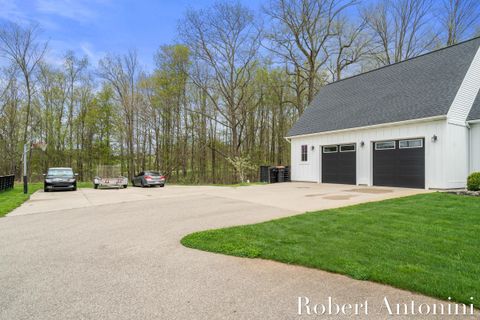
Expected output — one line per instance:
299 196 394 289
0 183 459 319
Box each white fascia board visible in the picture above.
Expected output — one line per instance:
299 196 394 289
447 119 469 127
285 115 446 139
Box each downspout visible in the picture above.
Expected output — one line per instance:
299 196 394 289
284 137 292 181
466 122 471 174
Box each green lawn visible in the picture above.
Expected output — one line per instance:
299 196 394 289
182 193 480 307
77 181 94 188
0 181 93 218
0 183 43 217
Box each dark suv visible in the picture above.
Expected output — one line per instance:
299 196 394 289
44 167 78 192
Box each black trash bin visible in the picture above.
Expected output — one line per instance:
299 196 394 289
259 165 290 183
277 166 285 182
284 166 290 182
269 167 278 183
260 166 270 183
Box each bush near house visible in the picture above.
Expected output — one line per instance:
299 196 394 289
467 172 480 191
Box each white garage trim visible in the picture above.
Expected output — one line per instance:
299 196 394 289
286 115 446 139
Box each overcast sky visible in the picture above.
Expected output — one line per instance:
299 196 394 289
0 0 261 70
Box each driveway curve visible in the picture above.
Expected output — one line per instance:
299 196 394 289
1 183 466 319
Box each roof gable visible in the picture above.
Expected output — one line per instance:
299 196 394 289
468 91 480 121
288 37 480 137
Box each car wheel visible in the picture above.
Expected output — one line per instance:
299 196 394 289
123 185 128 189
72 184 77 191
44 185 48 192
94 184 99 189
160 184 165 188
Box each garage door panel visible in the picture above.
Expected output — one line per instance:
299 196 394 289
322 145 356 185
338 152 356 184
322 152 338 183
373 139 425 189
337 173 356 184
372 148 396 186
322 152 339 183
397 163 423 172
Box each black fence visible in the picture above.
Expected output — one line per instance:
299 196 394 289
0 175 15 192
260 166 290 183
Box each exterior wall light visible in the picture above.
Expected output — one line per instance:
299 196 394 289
360 141 365 147
431 135 438 142
311 145 315 151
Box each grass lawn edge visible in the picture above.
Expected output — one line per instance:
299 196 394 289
0 181 94 218
180 192 480 308
0 183 43 218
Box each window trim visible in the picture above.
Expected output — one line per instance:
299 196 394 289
340 144 356 153
323 145 338 153
375 141 396 150
399 139 423 149
301 145 308 162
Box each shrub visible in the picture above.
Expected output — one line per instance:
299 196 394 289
467 172 480 191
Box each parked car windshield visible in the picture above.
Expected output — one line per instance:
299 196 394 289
47 168 73 176
145 171 161 176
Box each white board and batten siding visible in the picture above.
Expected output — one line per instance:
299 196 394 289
444 123 470 188
471 123 480 173
290 119 448 189
444 45 480 186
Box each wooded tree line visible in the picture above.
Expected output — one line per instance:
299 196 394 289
0 0 479 183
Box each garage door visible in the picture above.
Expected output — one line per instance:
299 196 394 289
322 144 356 184
373 138 425 188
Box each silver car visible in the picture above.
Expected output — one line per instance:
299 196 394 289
132 171 166 188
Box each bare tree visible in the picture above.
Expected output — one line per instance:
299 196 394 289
98 51 140 180
442 0 480 45
265 0 356 109
64 51 88 166
328 17 371 81
363 0 437 65
0 22 47 146
179 1 262 161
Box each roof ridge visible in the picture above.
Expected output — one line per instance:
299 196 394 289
325 36 480 87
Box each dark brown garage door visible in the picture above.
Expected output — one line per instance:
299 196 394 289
373 138 425 188
322 144 356 185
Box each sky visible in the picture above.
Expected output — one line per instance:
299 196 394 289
0 0 261 71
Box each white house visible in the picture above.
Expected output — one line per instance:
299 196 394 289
287 37 480 189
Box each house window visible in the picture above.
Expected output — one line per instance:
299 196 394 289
375 141 396 150
399 139 423 149
340 144 355 152
323 145 338 153
301 145 308 162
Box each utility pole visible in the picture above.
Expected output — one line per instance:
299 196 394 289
23 143 28 194
22 142 47 194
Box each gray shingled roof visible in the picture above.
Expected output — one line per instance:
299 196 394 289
288 37 480 137
468 91 480 121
